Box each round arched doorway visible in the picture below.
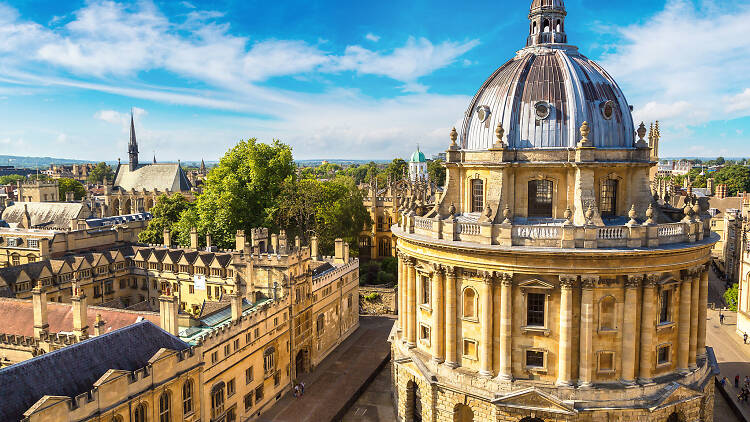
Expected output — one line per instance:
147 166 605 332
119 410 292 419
453 404 473 422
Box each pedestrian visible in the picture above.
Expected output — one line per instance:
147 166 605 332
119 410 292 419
745 333 748 344
736 374 740 388
720 311 725 325
293 384 299 398
721 377 727 387
300 381 305 396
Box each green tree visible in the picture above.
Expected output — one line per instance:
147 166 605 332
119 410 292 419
275 176 371 255
87 162 114 184
139 194 194 245
713 165 750 196
176 139 295 248
725 283 739 311
716 156 726 166
427 159 446 186
385 159 407 181
0 174 26 185
58 178 86 200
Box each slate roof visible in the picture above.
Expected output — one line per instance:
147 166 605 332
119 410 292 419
1 202 89 229
0 297 160 337
0 320 188 422
113 163 192 192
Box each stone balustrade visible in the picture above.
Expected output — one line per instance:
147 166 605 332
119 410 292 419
405 213 710 250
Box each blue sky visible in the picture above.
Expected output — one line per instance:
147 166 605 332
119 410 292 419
1 0 749 162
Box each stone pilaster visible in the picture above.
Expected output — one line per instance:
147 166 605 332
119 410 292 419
556 275 576 386
445 266 458 368
578 275 597 387
431 264 445 363
621 275 641 385
496 272 513 381
479 271 494 378
697 265 709 359
406 257 417 347
639 274 658 384
689 267 700 369
678 270 693 373
397 253 404 332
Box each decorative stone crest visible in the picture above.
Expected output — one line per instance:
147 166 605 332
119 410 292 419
636 122 648 148
585 204 595 226
448 202 456 217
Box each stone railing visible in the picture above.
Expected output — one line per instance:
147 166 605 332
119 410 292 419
399 212 711 250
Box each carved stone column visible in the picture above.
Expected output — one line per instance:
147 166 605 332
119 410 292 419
496 272 513 381
397 253 404 332
406 257 417 347
639 274 658 383
689 267 700 369
431 264 445 363
621 275 641 385
445 266 458 368
678 270 693 373
697 265 709 359
479 271 494 377
578 275 597 387
557 275 576 386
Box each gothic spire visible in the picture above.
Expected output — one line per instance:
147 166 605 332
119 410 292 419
128 110 139 171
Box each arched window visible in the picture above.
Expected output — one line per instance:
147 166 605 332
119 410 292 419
528 180 553 218
182 379 193 415
543 19 550 32
111 416 124 422
27 254 37 263
406 380 422 422
600 179 618 218
599 296 616 331
11 254 20 267
378 238 391 257
159 391 171 422
471 179 483 213
556 19 562 32
462 288 477 319
532 21 538 34
134 404 147 422
211 383 225 418
453 403 474 422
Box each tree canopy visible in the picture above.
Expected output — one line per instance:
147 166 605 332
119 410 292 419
58 178 86 200
427 158 446 186
138 194 194 245
175 139 295 248
87 162 114 184
0 174 26 185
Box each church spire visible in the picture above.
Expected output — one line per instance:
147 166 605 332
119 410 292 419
526 0 567 47
128 110 139 171
200 159 206 173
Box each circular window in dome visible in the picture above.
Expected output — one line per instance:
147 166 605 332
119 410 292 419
601 100 615 120
476 105 491 123
534 101 550 120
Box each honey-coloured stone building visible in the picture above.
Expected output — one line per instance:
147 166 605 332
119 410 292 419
391 1 719 421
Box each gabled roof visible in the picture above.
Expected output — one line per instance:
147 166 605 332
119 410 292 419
163 249 183 265
113 163 192 192
212 254 232 268
0 320 188 422
1 202 89 229
179 251 199 265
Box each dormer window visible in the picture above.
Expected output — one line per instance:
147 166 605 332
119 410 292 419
534 101 550 120
601 100 615 120
476 105 490 123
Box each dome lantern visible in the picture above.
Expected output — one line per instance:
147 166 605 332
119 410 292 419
527 0 567 47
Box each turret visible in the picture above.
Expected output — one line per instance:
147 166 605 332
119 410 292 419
526 0 567 47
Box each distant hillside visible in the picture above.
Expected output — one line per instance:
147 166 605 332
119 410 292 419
0 155 95 169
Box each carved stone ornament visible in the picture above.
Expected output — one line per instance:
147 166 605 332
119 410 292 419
450 127 458 147
644 274 660 287
645 203 655 225
433 263 445 275
628 204 638 225
559 275 577 289
485 203 493 218
446 266 456 277
637 122 647 143
448 202 456 217
578 121 591 147
481 271 495 283
563 206 573 224
500 272 514 286
585 204 595 225
625 274 643 288
581 275 599 289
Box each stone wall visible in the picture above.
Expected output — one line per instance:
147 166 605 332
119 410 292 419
360 285 397 315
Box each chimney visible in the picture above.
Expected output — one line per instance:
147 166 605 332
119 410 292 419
236 230 246 252
343 241 350 263
65 191 74 202
687 184 693 197
159 286 179 336
334 238 344 264
21 204 31 229
206 233 212 250
271 234 279 254
230 277 244 322
295 235 301 251
94 314 104 336
32 280 49 338
190 227 198 249
71 279 88 340
311 236 320 260
279 230 287 254
163 228 171 247
707 178 715 195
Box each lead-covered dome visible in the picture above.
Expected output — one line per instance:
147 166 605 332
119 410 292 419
457 0 634 151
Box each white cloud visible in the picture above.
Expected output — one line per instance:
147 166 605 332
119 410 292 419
94 107 147 128
365 33 380 42
600 0 750 130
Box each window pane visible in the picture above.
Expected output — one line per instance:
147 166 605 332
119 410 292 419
528 180 553 218
526 350 544 367
600 179 618 217
471 180 484 213
527 293 545 326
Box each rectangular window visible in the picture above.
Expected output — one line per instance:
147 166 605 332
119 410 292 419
224 344 231 356
274 371 280 386
227 379 235 397
215 286 221 298
244 392 253 411
255 385 264 402
600 179 618 218
421 277 430 306
526 350 545 368
462 339 477 359
526 293 545 327
659 290 671 324
419 324 430 345
528 179 553 218
254 328 260 338
234 338 240 351
246 332 252 344
27 239 39 248
657 345 670 365
246 366 254 384
598 351 615 372
471 179 484 213
189 284 195 294
211 351 218 364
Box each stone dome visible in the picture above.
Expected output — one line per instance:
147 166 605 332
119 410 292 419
457 1 634 151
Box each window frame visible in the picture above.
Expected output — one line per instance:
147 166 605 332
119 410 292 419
600 178 619 218
597 295 618 333
182 379 194 415
418 323 431 347
527 179 554 218
461 286 478 321
158 391 171 422
656 343 672 367
470 179 484 213
462 338 478 361
597 350 616 374
524 348 548 373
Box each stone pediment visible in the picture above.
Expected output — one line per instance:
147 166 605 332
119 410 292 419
492 388 576 415
649 382 703 411
517 278 555 290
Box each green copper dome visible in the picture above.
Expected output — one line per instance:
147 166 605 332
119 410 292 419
409 148 426 163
